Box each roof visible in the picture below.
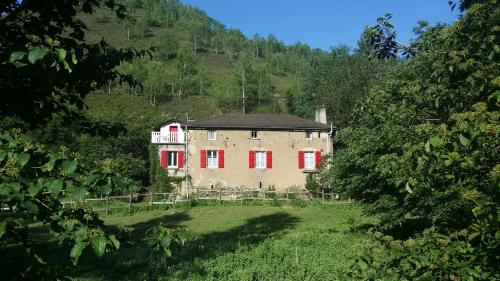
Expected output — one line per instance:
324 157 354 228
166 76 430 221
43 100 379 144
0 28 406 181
186 114 333 131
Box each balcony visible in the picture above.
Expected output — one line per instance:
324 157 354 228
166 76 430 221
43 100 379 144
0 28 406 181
151 131 184 144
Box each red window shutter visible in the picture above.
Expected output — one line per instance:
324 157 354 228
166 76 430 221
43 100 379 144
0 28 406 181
178 151 184 168
218 150 224 168
266 151 272 168
315 151 321 168
298 151 304 169
249 150 255 168
200 150 206 168
160 151 167 168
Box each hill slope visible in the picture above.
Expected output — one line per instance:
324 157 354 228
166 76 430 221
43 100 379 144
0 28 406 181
80 0 321 121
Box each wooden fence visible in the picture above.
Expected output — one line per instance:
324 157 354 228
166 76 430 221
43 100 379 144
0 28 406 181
1 188 342 215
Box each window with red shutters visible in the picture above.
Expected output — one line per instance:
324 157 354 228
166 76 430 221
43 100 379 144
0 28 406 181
160 151 167 168
249 150 255 168
218 150 224 168
315 151 321 168
178 151 184 168
266 151 272 168
200 150 207 168
298 151 304 169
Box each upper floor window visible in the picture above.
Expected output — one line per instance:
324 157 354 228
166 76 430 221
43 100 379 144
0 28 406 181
208 130 216 140
251 130 258 139
305 131 312 139
207 150 218 168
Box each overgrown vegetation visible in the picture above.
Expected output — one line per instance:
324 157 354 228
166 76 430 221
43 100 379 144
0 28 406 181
47 204 374 280
329 0 499 279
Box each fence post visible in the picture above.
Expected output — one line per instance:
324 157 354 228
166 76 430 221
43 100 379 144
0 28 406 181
263 190 266 204
150 191 154 206
173 193 176 206
286 188 289 201
128 193 132 214
322 189 325 204
219 188 222 205
106 196 110 216
240 188 243 206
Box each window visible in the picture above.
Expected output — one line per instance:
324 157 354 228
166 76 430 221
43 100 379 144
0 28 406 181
167 151 178 168
304 152 315 170
207 150 218 168
305 131 312 139
251 130 258 139
255 151 266 169
208 130 216 140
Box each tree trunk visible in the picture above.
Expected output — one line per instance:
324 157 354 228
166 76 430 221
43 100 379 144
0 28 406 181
242 69 246 114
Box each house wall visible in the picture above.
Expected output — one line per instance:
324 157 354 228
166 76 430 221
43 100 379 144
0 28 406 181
185 129 332 192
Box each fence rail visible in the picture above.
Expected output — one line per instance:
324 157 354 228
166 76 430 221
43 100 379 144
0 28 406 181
1 188 343 214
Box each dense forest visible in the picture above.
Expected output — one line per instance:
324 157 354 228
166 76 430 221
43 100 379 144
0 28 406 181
0 0 498 280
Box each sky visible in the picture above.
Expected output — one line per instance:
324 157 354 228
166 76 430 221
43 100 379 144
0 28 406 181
181 0 460 51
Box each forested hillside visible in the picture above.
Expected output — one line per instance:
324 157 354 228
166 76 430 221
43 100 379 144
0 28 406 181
81 0 387 125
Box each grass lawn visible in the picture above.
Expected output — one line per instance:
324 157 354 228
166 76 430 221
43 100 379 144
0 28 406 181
4 203 373 280
65 203 374 281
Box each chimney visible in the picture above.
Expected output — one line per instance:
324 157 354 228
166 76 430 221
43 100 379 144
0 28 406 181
315 106 327 124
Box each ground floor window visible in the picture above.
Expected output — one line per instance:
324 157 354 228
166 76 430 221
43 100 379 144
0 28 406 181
255 151 266 169
167 151 178 168
207 150 218 168
304 152 315 170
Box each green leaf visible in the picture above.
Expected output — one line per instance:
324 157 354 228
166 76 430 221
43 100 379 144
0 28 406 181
0 221 6 239
71 185 87 202
54 48 67 61
91 235 107 257
50 179 64 198
405 182 413 194
28 47 47 64
83 174 98 186
108 234 120 250
357 259 368 270
21 201 39 214
70 242 86 265
429 136 443 148
72 53 78 64
160 235 173 255
61 160 77 174
493 44 500 53
15 153 30 167
28 184 41 196
459 134 471 146
73 226 88 241
9 51 26 63
424 141 431 153
0 150 7 161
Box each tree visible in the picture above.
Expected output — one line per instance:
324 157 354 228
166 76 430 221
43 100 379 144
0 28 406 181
334 1 499 278
0 1 176 279
154 31 179 61
223 29 245 61
254 64 273 107
174 46 198 98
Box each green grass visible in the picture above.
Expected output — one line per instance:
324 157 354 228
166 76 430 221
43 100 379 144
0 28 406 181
65 203 374 280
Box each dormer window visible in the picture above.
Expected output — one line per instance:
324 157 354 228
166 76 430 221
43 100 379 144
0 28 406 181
305 131 312 139
208 130 216 140
251 130 258 139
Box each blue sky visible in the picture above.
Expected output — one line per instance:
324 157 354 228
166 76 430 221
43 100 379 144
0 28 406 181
181 0 460 51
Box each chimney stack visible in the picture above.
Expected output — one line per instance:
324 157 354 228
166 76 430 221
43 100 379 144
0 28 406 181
315 106 327 124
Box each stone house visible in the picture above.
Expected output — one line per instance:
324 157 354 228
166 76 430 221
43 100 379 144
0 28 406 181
151 108 335 194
